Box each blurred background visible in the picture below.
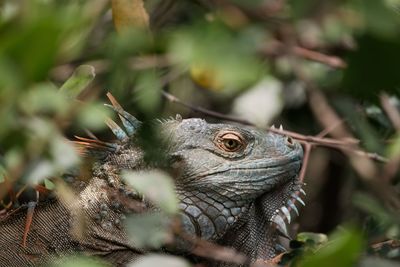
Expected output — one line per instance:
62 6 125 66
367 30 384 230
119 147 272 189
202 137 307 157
1 0 400 266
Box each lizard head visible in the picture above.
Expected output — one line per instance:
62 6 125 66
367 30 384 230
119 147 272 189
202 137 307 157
162 118 304 262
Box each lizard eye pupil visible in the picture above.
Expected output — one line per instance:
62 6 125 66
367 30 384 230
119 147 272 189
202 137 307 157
215 131 245 152
224 139 238 149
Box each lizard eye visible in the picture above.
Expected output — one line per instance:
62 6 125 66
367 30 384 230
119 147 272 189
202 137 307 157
215 131 245 152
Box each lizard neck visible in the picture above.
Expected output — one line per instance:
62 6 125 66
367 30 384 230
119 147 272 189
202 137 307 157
176 187 250 241
220 179 301 261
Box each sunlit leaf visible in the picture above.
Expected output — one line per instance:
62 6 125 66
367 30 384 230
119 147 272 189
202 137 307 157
169 21 266 92
59 65 96 98
48 255 109 267
297 232 329 246
298 227 364 267
128 254 191 267
231 77 283 127
44 178 55 190
189 64 223 91
111 0 149 32
122 170 178 214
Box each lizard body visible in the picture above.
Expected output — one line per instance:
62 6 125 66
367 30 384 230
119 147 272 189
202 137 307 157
0 98 303 266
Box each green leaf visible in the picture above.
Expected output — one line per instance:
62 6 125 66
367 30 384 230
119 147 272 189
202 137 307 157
125 212 172 249
298 227 364 267
47 255 109 267
354 0 400 38
76 102 112 130
0 166 5 183
0 1 83 84
353 192 394 227
59 65 95 98
122 170 178 214
387 133 400 158
169 21 266 92
231 77 283 127
44 179 55 190
134 70 162 114
20 83 69 115
128 254 191 267
297 232 329 246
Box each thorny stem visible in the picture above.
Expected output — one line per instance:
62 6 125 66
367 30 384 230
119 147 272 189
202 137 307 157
162 90 254 125
161 90 388 164
316 119 345 138
298 143 311 183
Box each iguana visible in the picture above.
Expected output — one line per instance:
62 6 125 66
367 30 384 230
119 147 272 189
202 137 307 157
0 94 304 267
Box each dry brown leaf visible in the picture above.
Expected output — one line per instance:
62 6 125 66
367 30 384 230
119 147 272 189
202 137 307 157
111 0 149 31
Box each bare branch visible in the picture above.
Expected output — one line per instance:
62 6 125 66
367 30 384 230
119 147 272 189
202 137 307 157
261 40 347 69
298 143 311 182
161 90 253 125
162 89 387 163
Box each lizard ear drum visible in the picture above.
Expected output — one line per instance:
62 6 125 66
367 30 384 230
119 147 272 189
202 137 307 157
214 131 246 152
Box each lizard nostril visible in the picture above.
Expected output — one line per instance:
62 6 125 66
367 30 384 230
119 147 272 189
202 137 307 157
285 136 295 147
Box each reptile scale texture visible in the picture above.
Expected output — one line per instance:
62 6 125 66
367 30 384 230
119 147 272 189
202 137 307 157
0 94 304 267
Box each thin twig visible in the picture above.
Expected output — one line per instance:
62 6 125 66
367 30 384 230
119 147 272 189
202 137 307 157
161 90 388 163
162 90 253 125
298 143 311 182
261 40 347 69
316 119 345 138
268 127 359 148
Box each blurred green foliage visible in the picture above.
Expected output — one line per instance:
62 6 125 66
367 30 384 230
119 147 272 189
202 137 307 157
297 228 364 267
47 255 109 267
1 0 400 266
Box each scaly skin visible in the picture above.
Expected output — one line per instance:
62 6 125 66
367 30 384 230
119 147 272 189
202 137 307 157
0 107 303 266
162 119 303 265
